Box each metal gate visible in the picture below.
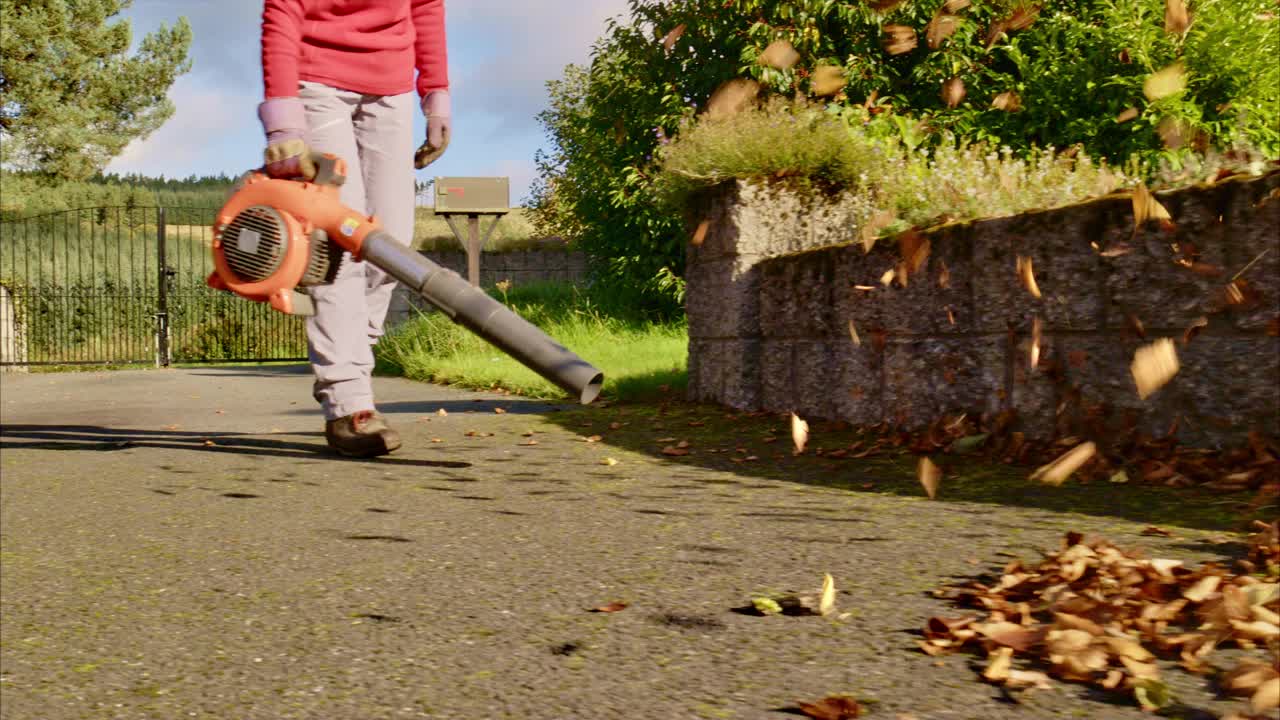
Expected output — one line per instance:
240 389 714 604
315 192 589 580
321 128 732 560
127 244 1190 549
0 206 308 367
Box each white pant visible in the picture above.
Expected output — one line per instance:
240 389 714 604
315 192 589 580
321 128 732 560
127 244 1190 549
298 81 417 421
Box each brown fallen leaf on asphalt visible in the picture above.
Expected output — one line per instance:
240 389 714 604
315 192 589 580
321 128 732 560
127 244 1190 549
1141 525 1174 537
1131 338 1179 400
706 78 760 119
1125 313 1146 338
1144 62 1186 101
811 64 847 96
759 39 800 69
991 91 1022 112
918 456 942 499
592 601 628 613
436 408 448 416
882 25 918 55
942 77 966 108
1116 107 1140 123
691 218 710 246
792 413 810 455
1165 0 1190 34
661 445 690 456
1030 441 1097 485
983 646 1014 682
819 572 837 616
601 457 620 466
797 695 861 720
494 407 507 414
848 319 862 347
1016 255 1042 299
660 23 685 52
520 439 539 446
584 435 603 443
1006 670 1054 690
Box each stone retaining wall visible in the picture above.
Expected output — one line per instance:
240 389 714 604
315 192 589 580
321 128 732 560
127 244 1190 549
686 172 1280 447
387 249 588 326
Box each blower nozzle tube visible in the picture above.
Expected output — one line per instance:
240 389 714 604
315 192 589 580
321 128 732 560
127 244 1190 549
361 231 604 404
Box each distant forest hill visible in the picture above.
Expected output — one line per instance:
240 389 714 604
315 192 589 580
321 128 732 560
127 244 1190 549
1 170 436 220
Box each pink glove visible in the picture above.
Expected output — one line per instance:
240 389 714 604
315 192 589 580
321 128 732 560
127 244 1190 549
259 97 316 179
415 90 452 169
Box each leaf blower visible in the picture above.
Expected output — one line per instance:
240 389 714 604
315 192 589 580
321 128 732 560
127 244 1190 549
206 154 603 404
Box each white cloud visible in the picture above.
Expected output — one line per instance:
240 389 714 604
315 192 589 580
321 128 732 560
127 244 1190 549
110 0 636 198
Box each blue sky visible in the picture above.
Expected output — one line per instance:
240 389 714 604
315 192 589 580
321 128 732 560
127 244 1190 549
107 0 631 205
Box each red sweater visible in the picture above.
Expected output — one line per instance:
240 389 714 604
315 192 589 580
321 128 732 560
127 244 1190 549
261 0 448 100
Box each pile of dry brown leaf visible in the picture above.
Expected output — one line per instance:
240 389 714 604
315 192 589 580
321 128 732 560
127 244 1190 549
920 524 1280 716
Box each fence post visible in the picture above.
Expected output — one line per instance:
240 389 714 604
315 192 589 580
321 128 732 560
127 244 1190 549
155 207 171 367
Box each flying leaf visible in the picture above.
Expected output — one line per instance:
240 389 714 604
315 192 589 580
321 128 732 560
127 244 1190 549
943 0 972 11
797 695 862 720
991 91 1022 112
760 39 800 70
858 210 895 252
942 77 966 108
592 601 629 613
436 408 448 416
1131 182 1175 235
1157 116 1189 149
927 14 961 48
690 218 711 247
660 23 686 52
1030 316 1043 369
1131 338 1179 400
1016 255 1042 299
1006 4 1042 30
880 268 896 286
1116 107 1139 123
791 412 810 455
1165 0 1190 34
1029 441 1097 486
811 65 847 96
882 25 918 55
706 78 760 119
918 456 942 499
848 319 862 347
819 573 837 616
601 457 620 466
1144 62 1186 101
938 260 951 288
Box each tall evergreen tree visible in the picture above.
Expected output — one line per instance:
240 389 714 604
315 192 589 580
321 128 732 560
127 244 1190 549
0 0 191 180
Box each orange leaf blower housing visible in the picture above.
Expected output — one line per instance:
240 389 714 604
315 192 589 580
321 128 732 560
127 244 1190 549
207 155 378 315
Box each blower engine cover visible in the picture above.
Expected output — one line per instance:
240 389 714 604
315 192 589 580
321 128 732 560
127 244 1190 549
209 192 344 315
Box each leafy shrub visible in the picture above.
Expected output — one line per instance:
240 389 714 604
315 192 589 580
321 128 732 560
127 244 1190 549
533 0 1279 308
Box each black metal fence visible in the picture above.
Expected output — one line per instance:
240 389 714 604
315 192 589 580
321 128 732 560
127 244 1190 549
0 206 308 367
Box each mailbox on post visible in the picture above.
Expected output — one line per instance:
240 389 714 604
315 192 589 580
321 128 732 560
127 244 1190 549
434 177 510 287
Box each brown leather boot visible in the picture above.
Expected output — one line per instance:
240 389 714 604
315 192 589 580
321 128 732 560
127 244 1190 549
325 410 402 458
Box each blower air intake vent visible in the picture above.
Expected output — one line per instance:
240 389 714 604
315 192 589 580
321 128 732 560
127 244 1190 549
223 205 289 282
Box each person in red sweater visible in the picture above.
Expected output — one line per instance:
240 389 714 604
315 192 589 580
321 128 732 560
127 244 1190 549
258 0 450 457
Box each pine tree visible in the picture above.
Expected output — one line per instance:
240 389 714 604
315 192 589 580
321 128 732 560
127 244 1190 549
0 0 191 180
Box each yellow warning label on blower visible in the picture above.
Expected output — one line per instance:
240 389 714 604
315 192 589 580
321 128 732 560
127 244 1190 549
339 217 360 237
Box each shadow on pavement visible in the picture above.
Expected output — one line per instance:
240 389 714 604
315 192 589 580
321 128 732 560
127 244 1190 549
540 402 1264 533
0 424 472 469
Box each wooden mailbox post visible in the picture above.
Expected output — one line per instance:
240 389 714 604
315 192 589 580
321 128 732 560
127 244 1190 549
433 177 510 287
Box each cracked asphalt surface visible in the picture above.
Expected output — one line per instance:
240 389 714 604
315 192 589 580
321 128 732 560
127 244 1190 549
0 366 1253 719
